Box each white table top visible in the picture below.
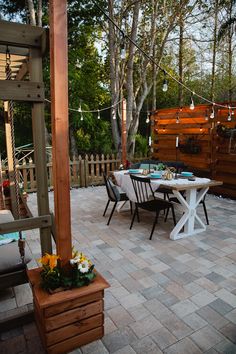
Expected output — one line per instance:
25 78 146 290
113 170 222 201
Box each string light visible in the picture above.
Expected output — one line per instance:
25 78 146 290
190 94 195 110
176 112 180 124
200 125 203 132
97 110 100 119
163 126 166 132
146 112 150 124
162 71 168 92
205 110 208 121
80 112 84 121
120 32 126 60
210 105 215 119
227 107 232 121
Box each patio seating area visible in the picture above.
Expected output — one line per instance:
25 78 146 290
0 186 236 353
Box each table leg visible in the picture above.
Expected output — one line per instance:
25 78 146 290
170 187 209 240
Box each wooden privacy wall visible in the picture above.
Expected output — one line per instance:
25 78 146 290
212 106 236 198
151 103 236 198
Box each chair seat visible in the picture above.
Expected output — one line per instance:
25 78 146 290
138 198 173 212
119 192 129 201
0 242 31 275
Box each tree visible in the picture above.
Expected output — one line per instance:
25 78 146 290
106 0 197 156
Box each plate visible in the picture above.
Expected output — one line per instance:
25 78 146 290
181 171 193 177
128 169 141 174
150 173 162 179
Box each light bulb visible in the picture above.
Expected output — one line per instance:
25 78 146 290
227 113 232 121
78 105 82 113
97 110 100 119
162 78 168 92
112 110 116 120
146 117 150 124
120 48 126 59
200 126 203 132
80 113 84 121
176 116 180 124
190 97 195 110
210 111 214 119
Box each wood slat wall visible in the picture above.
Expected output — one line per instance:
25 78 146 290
151 104 236 198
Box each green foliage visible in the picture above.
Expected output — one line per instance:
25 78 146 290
135 134 149 156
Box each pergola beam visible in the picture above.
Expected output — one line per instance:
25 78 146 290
0 80 44 102
0 20 44 49
15 61 29 81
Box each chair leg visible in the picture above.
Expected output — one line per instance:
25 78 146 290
136 207 140 222
130 205 138 230
130 201 133 215
107 202 117 225
150 211 159 240
171 205 176 226
202 201 209 225
103 200 110 217
164 208 170 222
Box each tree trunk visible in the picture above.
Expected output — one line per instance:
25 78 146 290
69 126 78 159
152 45 157 111
227 0 233 103
27 0 36 26
178 1 184 107
108 0 121 151
38 0 43 27
210 0 219 102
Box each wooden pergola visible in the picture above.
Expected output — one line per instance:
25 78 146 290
0 1 72 263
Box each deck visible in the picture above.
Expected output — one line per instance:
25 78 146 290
0 186 236 353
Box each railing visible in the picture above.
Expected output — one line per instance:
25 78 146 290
1 153 148 192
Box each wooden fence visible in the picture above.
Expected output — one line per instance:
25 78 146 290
151 104 236 198
1 153 147 193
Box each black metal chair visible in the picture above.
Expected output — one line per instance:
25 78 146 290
129 175 176 240
103 173 132 225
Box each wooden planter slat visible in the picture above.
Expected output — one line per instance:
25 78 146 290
28 268 109 354
45 299 103 331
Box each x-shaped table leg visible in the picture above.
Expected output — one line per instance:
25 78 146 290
170 186 209 240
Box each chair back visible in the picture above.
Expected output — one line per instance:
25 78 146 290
103 173 120 202
130 175 154 203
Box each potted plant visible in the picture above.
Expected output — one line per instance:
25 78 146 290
38 249 96 293
27 247 109 354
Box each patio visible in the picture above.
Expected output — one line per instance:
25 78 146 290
0 186 236 353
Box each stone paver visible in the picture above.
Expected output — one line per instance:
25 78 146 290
1 188 236 353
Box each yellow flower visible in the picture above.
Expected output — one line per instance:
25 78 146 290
38 253 60 270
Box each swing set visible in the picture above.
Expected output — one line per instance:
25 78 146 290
0 20 53 310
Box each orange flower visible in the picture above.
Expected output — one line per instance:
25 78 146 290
48 254 60 270
38 253 60 270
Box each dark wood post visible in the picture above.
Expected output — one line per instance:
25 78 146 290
29 48 52 255
49 0 72 265
121 98 127 167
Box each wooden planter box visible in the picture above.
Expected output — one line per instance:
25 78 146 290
27 268 110 354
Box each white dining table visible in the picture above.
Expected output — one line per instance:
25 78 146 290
113 170 222 240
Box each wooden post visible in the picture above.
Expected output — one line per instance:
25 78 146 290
29 48 52 255
121 98 127 167
49 0 72 265
3 101 18 218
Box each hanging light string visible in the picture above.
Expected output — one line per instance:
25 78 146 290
94 1 236 110
44 98 123 113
